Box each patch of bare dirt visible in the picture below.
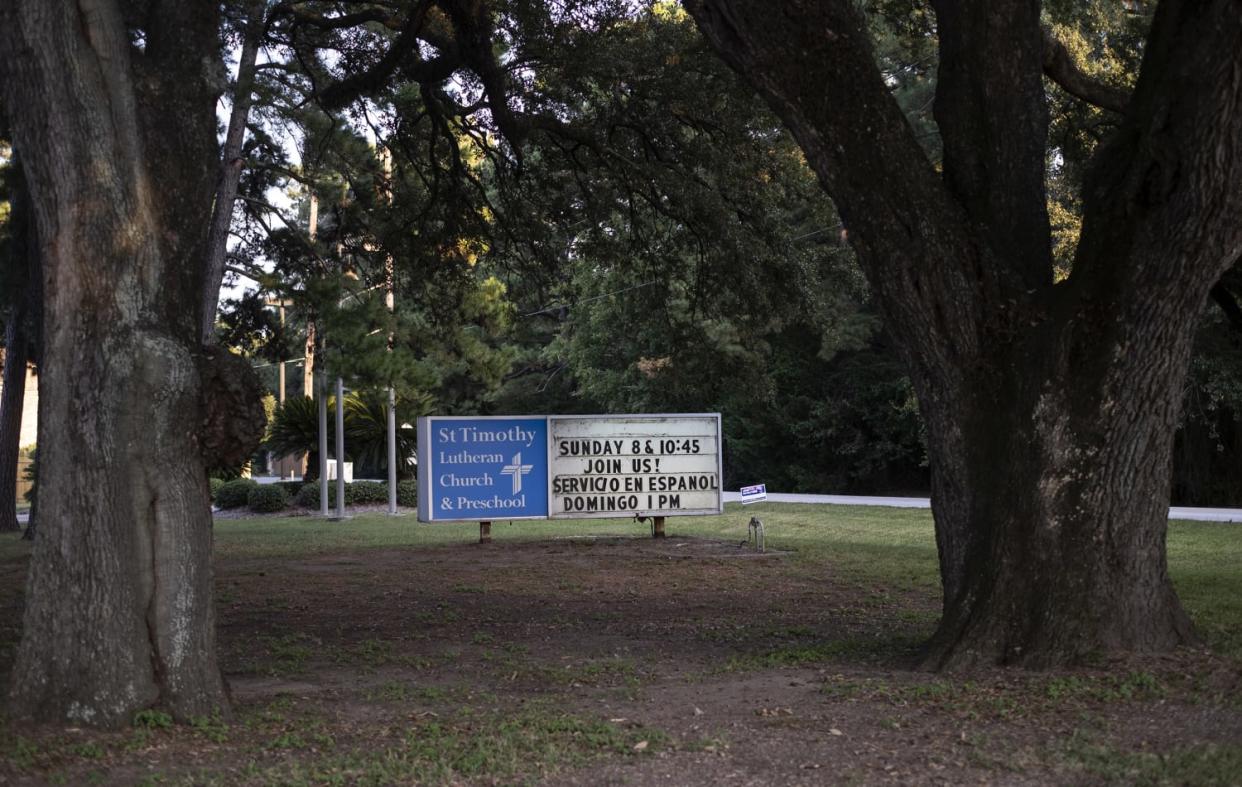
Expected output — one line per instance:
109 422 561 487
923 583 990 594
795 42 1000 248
2 534 1240 785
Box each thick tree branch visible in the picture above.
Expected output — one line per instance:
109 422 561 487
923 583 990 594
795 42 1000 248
314 0 438 111
931 0 1053 291
438 0 529 151
683 0 988 364
203 0 266 344
1041 27 1130 114
277 6 401 31
1073 0 1242 300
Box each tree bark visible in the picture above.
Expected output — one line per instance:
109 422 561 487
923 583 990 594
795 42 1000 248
0 0 260 725
202 0 267 344
685 0 1242 667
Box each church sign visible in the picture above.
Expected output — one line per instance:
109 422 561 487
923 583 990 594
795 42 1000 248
416 416 550 521
417 414 723 522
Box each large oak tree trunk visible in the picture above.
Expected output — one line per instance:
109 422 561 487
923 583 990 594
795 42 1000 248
686 0 1242 667
1 0 263 725
918 294 1200 667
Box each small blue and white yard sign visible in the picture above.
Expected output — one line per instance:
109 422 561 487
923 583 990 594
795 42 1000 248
740 483 767 505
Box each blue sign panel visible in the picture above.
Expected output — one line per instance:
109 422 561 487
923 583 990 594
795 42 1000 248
417 416 549 521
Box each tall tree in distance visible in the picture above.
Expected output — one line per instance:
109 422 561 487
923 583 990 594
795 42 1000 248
685 0 1242 667
0 1 265 725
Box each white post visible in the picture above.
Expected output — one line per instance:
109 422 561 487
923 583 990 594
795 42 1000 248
318 371 328 518
387 386 398 514
335 377 346 520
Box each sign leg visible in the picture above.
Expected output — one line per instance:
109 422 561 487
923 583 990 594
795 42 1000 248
479 520 492 544
653 516 665 539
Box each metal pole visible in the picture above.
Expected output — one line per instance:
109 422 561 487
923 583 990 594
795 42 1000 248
277 305 286 403
276 304 286 478
387 386 398 514
318 371 329 518
382 146 398 515
335 376 346 519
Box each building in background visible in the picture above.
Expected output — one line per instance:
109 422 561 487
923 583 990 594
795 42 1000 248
0 361 38 501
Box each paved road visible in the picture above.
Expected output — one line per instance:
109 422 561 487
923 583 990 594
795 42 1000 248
721 492 1242 523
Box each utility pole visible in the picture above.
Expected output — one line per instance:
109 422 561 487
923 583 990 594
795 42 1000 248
264 297 293 477
335 376 346 520
304 193 318 407
309 189 329 517
381 145 398 515
318 370 329 518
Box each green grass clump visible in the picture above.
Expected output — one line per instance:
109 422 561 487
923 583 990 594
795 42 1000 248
198 706 664 785
1064 731 1242 786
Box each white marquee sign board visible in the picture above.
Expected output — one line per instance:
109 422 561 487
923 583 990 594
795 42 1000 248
548 414 723 519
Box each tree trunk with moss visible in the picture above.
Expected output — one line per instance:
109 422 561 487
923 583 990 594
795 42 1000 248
0 0 264 725
686 0 1242 666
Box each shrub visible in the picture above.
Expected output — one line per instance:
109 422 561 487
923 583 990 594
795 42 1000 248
294 483 323 508
208 478 225 501
275 481 304 498
349 481 387 504
397 480 418 508
210 463 251 482
21 446 37 505
215 478 257 509
293 481 397 508
247 484 289 513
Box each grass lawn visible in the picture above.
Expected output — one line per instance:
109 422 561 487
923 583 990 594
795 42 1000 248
210 503 1241 658
0 503 1238 785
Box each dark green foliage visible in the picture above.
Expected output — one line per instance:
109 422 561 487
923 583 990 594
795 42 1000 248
294 483 321 509
342 391 428 479
724 329 926 493
247 484 289 513
348 481 387 504
293 480 397 507
211 465 249 482
208 477 225 501
21 446 35 505
215 478 258 509
265 396 328 466
397 480 418 508
264 392 424 481
275 481 304 498
1174 288 1242 505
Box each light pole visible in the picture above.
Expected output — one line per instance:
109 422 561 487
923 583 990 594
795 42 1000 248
381 145 399 515
334 376 346 520
318 369 329 518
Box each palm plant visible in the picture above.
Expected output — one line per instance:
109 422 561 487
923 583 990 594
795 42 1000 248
265 395 333 481
343 390 432 479
265 389 432 480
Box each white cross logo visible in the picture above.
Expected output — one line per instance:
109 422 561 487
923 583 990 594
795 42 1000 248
500 452 533 495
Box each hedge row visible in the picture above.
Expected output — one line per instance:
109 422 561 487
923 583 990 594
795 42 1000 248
210 478 418 512
247 485 289 513
214 478 257 509
293 480 417 508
